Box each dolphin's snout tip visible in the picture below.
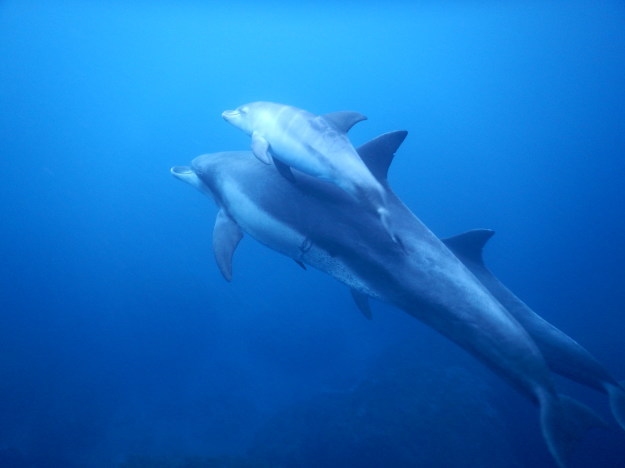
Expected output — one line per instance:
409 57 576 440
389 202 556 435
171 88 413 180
222 109 238 121
171 166 192 175
171 166 193 179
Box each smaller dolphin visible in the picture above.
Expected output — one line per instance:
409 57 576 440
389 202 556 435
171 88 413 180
221 101 398 242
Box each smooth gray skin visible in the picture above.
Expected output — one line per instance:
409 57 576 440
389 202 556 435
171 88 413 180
172 132 602 467
442 229 625 431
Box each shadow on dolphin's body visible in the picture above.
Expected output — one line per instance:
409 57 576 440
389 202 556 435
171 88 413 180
171 131 620 467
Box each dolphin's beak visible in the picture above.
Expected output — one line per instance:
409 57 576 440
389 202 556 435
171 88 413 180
171 166 194 181
171 165 212 196
222 109 239 121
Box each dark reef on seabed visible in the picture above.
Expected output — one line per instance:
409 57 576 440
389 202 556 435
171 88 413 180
116 339 528 468
4 338 623 467
246 339 525 468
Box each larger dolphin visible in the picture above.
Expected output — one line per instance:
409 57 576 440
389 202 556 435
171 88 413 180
441 229 625 430
221 101 397 242
171 132 603 467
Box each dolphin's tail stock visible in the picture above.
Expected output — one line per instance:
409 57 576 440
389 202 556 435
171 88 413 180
605 381 625 431
539 392 607 467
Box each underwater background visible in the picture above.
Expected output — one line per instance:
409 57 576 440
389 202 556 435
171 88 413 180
1 1 625 466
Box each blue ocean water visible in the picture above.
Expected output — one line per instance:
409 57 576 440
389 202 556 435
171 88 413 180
1 1 624 466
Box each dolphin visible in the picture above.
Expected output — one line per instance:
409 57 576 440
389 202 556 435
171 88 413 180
221 101 398 242
441 229 625 431
172 132 604 467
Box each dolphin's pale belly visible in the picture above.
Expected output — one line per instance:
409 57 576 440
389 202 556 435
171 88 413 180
220 178 377 298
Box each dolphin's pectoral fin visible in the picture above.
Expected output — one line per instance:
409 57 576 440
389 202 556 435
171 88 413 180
294 260 307 270
322 111 368 133
213 209 243 282
273 157 296 183
356 130 408 183
351 289 372 320
251 132 272 164
442 229 495 267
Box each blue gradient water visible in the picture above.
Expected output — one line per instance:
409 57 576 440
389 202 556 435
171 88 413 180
1 1 624 466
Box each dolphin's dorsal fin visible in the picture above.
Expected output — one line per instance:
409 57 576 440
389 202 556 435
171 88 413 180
213 209 243 282
322 111 367 133
351 289 372 320
356 130 408 182
442 229 495 266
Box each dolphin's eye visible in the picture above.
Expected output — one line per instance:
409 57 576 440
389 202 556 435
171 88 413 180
240 106 249 114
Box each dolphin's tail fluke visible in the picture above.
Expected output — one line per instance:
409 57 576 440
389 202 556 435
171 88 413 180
606 381 625 431
540 393 607 467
